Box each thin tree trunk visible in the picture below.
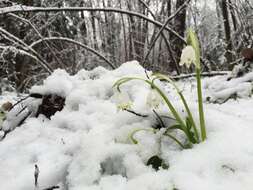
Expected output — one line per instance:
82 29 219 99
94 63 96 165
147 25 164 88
228 0 237 31
220 0 233 68
89 0 98 50
173 0 187 65
119 0 128 62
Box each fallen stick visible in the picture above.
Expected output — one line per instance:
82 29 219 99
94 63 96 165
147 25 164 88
171 71 229 80
42 186 60 190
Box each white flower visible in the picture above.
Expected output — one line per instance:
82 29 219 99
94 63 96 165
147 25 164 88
179 45 196 68
146 88 163 109
0 108 6 130
113 91 132 111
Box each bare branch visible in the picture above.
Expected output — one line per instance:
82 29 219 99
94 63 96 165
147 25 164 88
0 45 48 66
30 37 116 69
0 6 186 43
142 0 191 66
0 27 53 73
138 0 156 19
138 0 180 74
7 13 65 68
171 71 229 80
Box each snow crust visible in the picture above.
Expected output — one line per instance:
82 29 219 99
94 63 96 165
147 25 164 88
1 61 253 190
203 72 253 103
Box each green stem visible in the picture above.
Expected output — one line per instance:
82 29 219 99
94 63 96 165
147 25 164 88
151 85 192 144
114 76 193 145
152 85 185 128
163 132 186 149
178 92 200 143
152 74 200 143
129 128 155 144
196 68 206 141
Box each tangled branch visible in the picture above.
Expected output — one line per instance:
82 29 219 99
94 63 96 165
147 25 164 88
30 37 116 69
0 27 53 73
0 6 186 43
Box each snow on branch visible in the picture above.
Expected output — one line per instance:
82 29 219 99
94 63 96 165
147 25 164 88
0 27 53 73
0 5 186 43
7 13 65 69
171 71 229 80
0 45 44 65
30 37 116 69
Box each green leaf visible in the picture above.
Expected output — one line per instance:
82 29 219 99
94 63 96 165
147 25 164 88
129 128 155 144
165 124 183 132
113 77 150 92
152 73 200 143
185 117 192 130
185 117 197 144
113 77 136 92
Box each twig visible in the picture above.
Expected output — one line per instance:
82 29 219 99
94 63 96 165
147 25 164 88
42 186 60 190
153 109 166 128
123 108 148 117
9 93 43 111
137 0 156 19
15 105 27 116
229 57 244 66
9 95 30 111
171 71 229 80
34 164 40 187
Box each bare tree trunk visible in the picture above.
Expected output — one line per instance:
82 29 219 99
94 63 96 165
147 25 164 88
89 0 98 50
119 0 128 62
172 0 187 69
216 1 223 40
166 0 179 72
228 0 237 31
220 0 234 69
167 0 172 17
127 0 136 60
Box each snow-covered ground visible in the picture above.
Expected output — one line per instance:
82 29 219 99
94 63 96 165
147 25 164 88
1 61 253 190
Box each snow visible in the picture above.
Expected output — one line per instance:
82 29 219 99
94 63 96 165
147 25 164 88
203 72 253 103
1 61 253 190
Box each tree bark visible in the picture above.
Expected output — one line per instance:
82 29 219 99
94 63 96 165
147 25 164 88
228 0 237 31
220 0 234 69
173 0 187 65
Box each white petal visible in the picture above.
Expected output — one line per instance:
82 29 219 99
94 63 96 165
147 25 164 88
180 45 196 68
113 91 132 111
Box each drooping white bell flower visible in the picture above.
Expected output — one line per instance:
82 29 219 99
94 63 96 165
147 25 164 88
0 108 6 130
179 45 196 68
113 91 132 111
146 88 163 109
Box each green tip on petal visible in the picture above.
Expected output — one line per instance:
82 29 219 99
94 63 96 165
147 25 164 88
186 28 201 69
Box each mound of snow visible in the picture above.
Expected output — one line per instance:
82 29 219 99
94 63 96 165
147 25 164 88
1 61 253 190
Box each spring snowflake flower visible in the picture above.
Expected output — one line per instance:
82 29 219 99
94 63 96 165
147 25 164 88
0 108 6 130
146 88 163 109
113 91 132 111
179 45 196 68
